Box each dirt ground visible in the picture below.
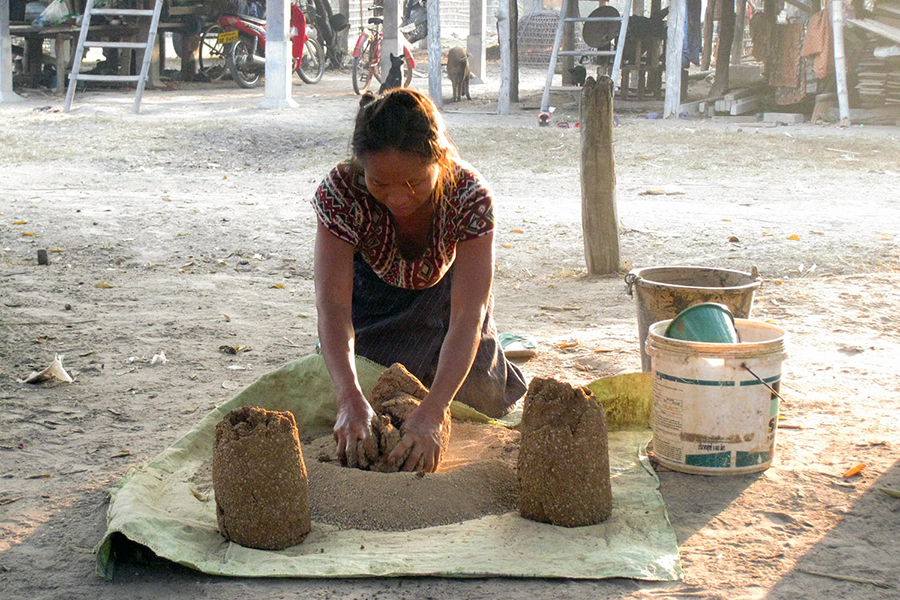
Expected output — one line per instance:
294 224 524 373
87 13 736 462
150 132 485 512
1 61 900 600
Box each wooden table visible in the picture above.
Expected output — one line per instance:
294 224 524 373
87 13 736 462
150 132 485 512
9 23 133 94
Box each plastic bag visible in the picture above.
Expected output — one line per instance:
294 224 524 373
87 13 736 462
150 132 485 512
32 0 69 27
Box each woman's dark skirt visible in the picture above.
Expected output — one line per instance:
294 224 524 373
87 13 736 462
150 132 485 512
351 254 526 417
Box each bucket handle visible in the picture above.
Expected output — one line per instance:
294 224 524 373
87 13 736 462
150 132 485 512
624 266 760 299
624 272 639 298
741 362 786 403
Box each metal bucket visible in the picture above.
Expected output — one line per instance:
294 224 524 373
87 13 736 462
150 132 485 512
647 319 787 475
625 266 762 372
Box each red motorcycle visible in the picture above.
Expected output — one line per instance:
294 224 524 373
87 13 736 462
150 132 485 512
217 3 326 88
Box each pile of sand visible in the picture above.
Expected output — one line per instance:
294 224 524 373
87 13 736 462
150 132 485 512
303 421 521 531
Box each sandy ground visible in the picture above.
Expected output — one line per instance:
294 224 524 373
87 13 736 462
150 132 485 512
1 61 900 599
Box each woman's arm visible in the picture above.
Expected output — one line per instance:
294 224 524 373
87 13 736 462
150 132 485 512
388 231 495 472
314 221 378 468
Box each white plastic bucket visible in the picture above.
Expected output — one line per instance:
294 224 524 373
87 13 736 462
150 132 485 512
647 319 787 475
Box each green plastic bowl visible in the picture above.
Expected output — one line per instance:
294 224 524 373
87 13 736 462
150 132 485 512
665 303 739 343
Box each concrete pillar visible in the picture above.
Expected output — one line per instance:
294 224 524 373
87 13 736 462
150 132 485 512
338 0 350 59
427 0 441 107
259 0 299 108
1 0 23 103
467 0 486 82
496 0 510 114
381 0 401 81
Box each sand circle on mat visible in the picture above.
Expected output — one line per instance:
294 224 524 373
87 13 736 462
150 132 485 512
304 420 521 531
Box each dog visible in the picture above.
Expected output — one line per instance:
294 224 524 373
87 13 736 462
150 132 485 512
568 64 587 86
446 46 471 102
378 54 405 94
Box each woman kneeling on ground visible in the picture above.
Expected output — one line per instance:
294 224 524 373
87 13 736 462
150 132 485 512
313 88 526 474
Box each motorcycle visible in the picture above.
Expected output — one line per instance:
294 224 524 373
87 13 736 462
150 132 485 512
298 0 351 70
217 3 326 88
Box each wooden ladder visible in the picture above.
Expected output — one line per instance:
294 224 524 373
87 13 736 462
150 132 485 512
538 0 633 125
64 0 164 113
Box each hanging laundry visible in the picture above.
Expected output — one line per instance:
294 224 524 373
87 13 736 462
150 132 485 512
769 22 808 104
801 9 834 79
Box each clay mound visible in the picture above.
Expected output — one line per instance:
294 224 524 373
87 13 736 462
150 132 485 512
212 405 311 550
517 377 613 527
370 362 429 408
360 363 451 472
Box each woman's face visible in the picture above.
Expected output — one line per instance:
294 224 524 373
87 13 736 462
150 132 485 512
361 149 440 219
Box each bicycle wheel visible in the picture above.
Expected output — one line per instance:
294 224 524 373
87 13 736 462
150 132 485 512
198 22 228 82
227 37 262 88
351 36 378 95
297 37 325 84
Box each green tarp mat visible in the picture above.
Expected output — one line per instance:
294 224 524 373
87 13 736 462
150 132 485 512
96 355 682 581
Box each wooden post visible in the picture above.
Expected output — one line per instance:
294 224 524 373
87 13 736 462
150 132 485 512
712 0 734 94
830 0 850 125
731 0 746 64
700 0 716 70
135 2 160 89
467 0 486 81
148 29 163 88
427 0 442 107
1 0 24 102
580 76 619 275
496 0 510 114
561 0 577 85
664 0 685 117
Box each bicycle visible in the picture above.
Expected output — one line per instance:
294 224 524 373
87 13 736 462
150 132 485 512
350 1 414 95
197 20 229 82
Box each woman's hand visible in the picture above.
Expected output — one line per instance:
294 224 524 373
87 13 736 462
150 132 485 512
333 394 378 469
388 399 448 473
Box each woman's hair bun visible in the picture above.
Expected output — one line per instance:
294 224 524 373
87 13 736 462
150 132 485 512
359 92 377 108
